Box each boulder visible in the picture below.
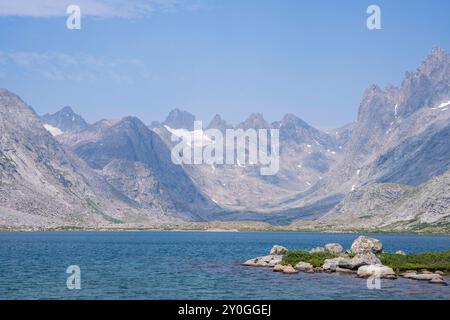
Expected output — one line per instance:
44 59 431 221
401 273 444 281
270 245 288 255
395 250 406 255
430 276 447 284
350 236 383 254
420 269 433 274
272 264 285 272
310 247 326 253
336 267 357 274
282 265 299 274
335 252 381 270
243 255 283 267
357 265 396 279
348 252 382 269
273 264 299 274
322 257 349 271
295 262 314 273
324 243 343 254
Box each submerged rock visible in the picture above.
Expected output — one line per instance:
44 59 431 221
324 243 343 254
401 273 445 282
350 236 383 254
270 245 288 255
357 265 396 279
430 276 447 284
295 262 314 273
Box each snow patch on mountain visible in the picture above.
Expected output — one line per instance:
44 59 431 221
43 124 63 136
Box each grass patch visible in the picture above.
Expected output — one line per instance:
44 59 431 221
282 250 337 267
379 251 450 271
86 199 123 224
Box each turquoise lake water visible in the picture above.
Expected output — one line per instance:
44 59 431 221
0 231 449 300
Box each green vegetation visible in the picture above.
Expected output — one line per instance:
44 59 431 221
379 251 450 271
282 249 450 272
282 250 337 267
86 198 123 224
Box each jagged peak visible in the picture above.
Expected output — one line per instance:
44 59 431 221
280 113 311 129
163 108 195 130
417 46 449 76
238 113 270 129
207 114 230 130
60 105 74 113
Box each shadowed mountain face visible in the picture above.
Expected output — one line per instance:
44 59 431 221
41 106 89 133
162 108 196 130
286 47 450 230
0 89 178 229
58 116 219 221
1 47 449 231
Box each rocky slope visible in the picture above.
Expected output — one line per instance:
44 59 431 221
0 89 179 229
58 116 219 221
273 48 450 226
1 47 449 231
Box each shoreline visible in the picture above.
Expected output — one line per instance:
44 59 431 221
0 226 449 235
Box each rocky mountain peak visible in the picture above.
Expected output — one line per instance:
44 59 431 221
279 113 311 129
397 47 450 117
162 108 195 130
207 114 231 131
0 88 42 131
238 113 270 130
41 105 89 133
417 46 450 77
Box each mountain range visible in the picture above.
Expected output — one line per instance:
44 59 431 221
1 47 449 232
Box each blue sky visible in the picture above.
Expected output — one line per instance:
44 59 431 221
0 0 449 128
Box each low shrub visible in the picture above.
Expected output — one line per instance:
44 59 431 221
379 251 450 271
282 250 337 267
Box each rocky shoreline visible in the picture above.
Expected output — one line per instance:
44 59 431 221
243 236 448 285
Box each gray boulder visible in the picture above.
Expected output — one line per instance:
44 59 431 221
357 265 397 279
295 262 314 273
270 245 288 255
336 267 357 274
282 265 299 274
272 264 285 272
402 273 445 282
243 255 283 267
348 252 382 269
324 243 343 254
273 264 299 274
322 257 349 271
351 236 383 254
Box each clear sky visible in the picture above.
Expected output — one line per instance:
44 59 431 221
0 0 449 129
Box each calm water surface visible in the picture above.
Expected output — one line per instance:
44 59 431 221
0 232 449 300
